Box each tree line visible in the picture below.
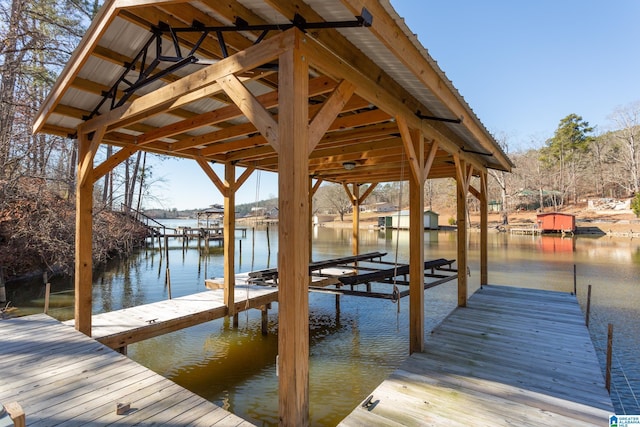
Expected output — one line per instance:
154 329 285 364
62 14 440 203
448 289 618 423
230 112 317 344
313 110 640 222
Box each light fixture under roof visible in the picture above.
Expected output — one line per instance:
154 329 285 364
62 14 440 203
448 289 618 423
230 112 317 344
342 161 356 171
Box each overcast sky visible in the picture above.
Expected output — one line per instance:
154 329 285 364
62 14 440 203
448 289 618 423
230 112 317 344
148 1 640 210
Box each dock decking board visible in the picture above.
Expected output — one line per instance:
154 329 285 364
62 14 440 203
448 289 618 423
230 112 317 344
340 285 614 427
0 314 252 426
62 284 278 349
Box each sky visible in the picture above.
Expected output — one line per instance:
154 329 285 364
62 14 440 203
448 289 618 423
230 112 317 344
146 0 640 210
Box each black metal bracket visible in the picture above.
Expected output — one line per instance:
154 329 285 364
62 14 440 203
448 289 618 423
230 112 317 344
461 147 494 157
416 111 463 124
86 8 372 122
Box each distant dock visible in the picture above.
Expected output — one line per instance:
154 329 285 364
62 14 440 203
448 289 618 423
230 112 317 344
340 285 613 426
509 226 542 235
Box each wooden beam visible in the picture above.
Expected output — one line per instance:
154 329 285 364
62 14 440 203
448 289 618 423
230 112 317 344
232 166 255 192
77 126 105 188
116 0 188 8
224 163 236 316
75 131 97 336
137 76 336 147
479 172 488 287
309 176 314 261
80 29 294 135
396 115 422 184
218 73 279 151
311 177 323 196
351 184 360 256
424 140 439 178
277 32 310 427
167 92 372 156
409 129 425 354
196 158 227 196
92 145 138 183
454 153 468 307
308 79 355 153
342 182 356 203
358 182 378 205
223 110 393 163
289 14 484 172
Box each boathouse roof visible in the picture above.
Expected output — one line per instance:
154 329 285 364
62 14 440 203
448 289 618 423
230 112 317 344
33 0 513 184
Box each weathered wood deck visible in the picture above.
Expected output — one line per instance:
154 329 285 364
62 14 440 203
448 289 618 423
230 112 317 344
340 285 614 426
0 314 253 426
63 283 278 350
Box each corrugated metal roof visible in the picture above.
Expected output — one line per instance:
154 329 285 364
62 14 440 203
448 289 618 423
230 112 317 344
34 0 513 182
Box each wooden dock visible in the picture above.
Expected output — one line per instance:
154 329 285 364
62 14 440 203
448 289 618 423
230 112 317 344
0 314 253 426
340 285 614 426
63 283 278 350
509 226 542 235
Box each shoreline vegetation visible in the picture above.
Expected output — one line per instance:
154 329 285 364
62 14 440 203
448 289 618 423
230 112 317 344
236 202 639 235
1 178 637 284
0 178 149 283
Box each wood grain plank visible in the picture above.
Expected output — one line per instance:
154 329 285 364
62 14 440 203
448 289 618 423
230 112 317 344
1 314 251 426
340 285 613 426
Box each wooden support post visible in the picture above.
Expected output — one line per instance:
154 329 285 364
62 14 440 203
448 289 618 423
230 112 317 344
224 163 236 317
5 401 25 427
233 312 239 328
74 128 100 336
164 235 172 299
408 128 425 354
480 172 488 287
309 178 323 262
454 154 470 308
261 304 269 335
0 266 5 303
586 284 592 327
44 282 51 314
351 184 360 256
277 35 310 427
606 323 613 392
266 225 271 256
573 264 577 295
309 177 314 261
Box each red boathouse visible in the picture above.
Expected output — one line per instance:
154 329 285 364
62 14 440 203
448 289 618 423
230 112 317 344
536 212 576 233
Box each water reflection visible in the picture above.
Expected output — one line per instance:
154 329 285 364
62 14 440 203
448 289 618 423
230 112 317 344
5 222 640 422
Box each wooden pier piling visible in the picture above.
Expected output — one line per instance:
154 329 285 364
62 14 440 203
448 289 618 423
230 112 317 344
0 267 5 303
606 323 613 393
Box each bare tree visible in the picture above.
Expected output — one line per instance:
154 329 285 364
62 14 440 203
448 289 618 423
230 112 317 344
0 0 91 184
314 183 352 221
608 102 640 195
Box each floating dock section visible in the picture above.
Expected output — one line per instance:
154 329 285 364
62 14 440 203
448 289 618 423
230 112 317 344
63 284 278 351
0 314 253 426
340 285 614 426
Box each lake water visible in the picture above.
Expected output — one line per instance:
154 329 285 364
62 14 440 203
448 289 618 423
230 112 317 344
6 220 640 424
